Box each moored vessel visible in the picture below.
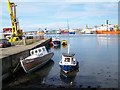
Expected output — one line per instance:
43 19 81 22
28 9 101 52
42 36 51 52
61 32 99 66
59 44 79 73
59 53 79 73
95 20 119 34
52 37 61 46
20 46 54 73
96 30 120 34
69 29 75 34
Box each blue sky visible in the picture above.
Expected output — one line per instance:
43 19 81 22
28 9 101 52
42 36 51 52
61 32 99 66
1 0 118 31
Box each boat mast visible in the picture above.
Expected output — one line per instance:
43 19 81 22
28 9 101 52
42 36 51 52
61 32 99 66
67 18 70 54
67 19 69 30
106 20 108 31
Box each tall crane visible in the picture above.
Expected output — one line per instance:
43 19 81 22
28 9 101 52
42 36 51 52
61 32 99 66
7 0 23 42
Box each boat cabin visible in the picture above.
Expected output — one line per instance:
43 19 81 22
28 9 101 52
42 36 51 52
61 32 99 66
60 53 76 66
30 46 48 56
52 38 61 46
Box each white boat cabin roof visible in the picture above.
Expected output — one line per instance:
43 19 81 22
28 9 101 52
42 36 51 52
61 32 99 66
30 46 48 56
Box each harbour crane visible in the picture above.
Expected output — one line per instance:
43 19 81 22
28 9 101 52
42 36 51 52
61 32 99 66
7 0 23 42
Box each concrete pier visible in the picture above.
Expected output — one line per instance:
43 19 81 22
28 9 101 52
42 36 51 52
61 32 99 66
0 38 52 80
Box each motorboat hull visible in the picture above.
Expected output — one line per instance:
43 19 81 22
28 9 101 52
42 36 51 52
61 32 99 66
69 32 75 34
59 62 79 73
20 52 54 73
96 30 120 34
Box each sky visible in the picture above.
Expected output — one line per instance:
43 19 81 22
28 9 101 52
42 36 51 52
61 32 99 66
1 0 119 32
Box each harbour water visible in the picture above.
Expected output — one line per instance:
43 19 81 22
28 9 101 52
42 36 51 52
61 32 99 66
3 34 118 88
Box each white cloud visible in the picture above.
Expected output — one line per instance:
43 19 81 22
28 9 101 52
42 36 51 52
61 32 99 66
1 1 118 31
0 5 2 31
52 2 117 19
1 0 119 2
21 21 69 31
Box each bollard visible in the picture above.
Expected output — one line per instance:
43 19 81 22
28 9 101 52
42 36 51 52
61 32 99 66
22 36 26 45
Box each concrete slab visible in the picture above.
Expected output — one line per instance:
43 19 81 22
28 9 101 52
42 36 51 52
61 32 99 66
0 38 49 59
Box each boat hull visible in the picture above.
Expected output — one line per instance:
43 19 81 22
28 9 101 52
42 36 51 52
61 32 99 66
61 40 67 45
59 62 79 73
96 30 120 34
20 52 54 73
69 32 75 34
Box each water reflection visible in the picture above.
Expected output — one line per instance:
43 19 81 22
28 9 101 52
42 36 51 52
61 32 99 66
3 34 118 88
60 69 79 85
3 60 54 87
62 45 67 48
53 45 61 49
28 60 55 84
97 34 118 48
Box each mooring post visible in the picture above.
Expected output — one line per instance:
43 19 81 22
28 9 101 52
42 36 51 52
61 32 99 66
23 36 26 45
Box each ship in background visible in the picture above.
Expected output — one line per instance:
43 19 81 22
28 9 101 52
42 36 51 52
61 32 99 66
67 19 75 34
3 28 12 39
95 20 120 34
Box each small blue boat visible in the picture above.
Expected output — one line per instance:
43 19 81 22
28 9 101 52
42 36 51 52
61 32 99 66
69 29 75 34
59 53 79 73
52 38 61 47
69 32 75 34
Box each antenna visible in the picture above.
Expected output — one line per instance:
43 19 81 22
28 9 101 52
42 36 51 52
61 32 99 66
67 18 70 54
67 19 69 30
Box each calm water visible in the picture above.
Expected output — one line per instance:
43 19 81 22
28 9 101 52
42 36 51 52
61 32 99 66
3 34 118 88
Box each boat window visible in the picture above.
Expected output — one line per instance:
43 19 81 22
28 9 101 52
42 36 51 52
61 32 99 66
31 51 34 55
72 58 73 61
38 49 41 52
35 50 37 53
64 58 70 62
42 48 45 51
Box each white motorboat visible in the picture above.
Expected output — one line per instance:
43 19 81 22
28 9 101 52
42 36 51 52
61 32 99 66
20 46 54 73
59 45 79 73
